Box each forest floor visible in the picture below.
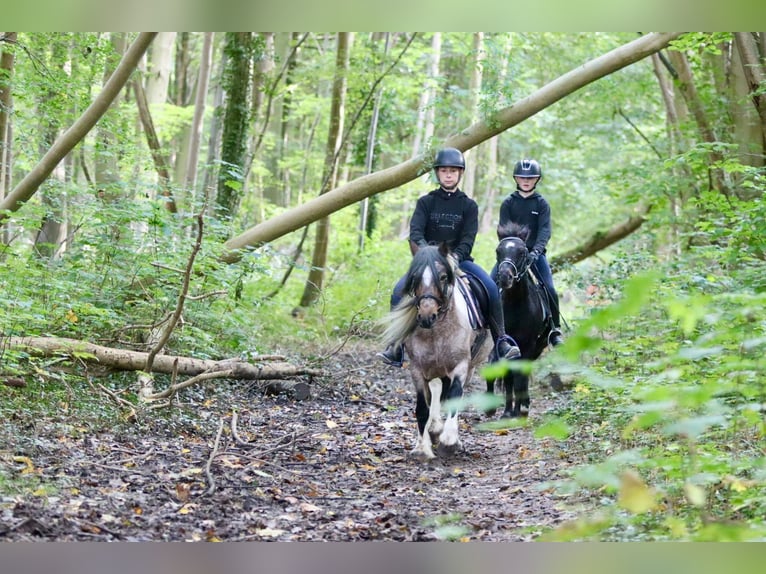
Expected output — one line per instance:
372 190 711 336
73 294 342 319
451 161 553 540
1 341 582 541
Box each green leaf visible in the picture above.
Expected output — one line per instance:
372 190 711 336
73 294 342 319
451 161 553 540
663 415 727 439
534 417 571 440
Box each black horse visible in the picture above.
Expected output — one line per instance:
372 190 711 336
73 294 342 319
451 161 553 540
488 222 554 418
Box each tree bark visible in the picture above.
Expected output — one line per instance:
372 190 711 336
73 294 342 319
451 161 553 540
221 32 683 262
216 32 252 224
133 78 177 212
6 336 323 380
462 32 484 200
297 32 352 309
733 32 766 155
667 48 728 193
0 32 157 220
184 32 214 198
0 32 15 200
145 32 175 105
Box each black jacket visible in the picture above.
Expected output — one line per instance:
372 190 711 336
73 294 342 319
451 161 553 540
498 191 551 255
409 187 478 262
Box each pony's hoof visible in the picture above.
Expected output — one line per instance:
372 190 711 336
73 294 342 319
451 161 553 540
409 448 435 461
436 441 461 458
501 410 519 419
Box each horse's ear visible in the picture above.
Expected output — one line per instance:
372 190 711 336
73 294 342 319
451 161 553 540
438 242 450 258
497 223 509 240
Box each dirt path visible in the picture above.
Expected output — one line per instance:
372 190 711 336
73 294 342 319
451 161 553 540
1 344 576 541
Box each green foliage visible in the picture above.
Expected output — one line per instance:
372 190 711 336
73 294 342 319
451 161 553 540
535 247 766 541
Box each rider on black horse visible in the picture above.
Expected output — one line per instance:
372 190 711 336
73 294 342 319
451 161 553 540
496 159 564 347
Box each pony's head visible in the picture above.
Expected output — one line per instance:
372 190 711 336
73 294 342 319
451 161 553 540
495 223 530 289
380 244 457 346
404 243 456 329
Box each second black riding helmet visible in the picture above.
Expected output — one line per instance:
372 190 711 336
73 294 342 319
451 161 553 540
513 158 542 178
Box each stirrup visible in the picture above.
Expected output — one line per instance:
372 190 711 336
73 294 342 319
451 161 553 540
548 329 564 347
497 337 521 360
377 344 404 367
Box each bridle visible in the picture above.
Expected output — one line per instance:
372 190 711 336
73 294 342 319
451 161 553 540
496 236 531 285
411 260 454 320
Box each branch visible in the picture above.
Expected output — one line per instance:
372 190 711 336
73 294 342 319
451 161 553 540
145 209 204 373
549 208 651 271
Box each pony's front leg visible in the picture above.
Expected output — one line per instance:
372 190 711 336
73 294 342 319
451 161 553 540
436 368 467 457
411 379 436 460
427 378 444 443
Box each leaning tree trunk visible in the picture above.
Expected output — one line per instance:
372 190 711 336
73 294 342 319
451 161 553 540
296 32 352 311
667 48 728 194
0 32 157 222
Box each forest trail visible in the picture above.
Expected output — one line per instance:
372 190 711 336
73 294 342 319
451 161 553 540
1 344 576 541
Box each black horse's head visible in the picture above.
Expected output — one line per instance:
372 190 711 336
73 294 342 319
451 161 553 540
403 243 455 328
495 222 531 289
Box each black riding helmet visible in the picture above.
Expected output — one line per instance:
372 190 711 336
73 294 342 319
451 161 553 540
513 159 542 179
433 147 465 170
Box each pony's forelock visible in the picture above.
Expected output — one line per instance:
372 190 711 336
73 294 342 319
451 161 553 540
497 222 529 242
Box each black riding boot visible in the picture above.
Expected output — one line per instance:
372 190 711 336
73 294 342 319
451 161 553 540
487 297 521 360
377 342 404 367
548 293 564 347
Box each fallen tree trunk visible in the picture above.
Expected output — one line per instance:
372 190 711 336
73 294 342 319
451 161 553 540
549 212 649 272
6 336 324 380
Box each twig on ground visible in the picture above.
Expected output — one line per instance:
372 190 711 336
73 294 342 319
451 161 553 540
204 418 225 497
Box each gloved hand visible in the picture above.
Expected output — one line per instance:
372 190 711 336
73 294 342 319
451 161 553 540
525 250 539 268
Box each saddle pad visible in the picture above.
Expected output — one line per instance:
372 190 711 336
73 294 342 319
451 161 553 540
456 275 484 330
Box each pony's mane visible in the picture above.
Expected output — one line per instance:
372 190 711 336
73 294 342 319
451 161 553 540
497 221 529 242
379 245 456 347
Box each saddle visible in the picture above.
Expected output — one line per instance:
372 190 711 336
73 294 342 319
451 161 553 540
527 267 554 327
454 270 490 359
455 270 489 329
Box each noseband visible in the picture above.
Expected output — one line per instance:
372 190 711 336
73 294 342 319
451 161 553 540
414 289 451 318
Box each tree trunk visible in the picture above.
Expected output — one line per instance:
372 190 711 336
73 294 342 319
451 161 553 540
184 32 214 199
733 32 766 163
0 32 15 203
297 32 352 310
359 32 390 251
173 32 191 106
549 210 650 271
133 78 177 212
94 33 127 203
479 34 511 232
5 336 323 380
215 32 252 225
145 32 175 105
222 32 682 262
667 48 728 194
401 32 441 237
0 32 158 221
462 32 484 199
